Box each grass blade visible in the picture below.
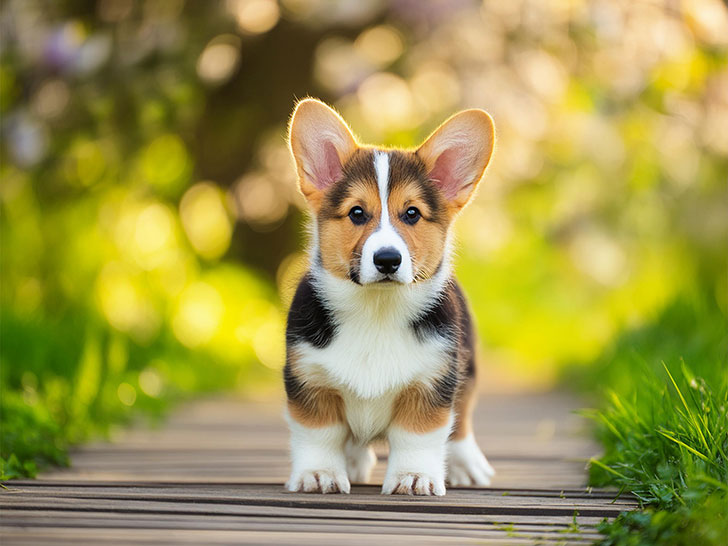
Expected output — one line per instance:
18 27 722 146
657 430 713 465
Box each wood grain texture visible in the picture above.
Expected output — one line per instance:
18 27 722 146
0 393 636 544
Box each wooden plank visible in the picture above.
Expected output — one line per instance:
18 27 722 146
0 523 600 543
0 483 636 508
3 481 630 500
0 507 608 528
0 495 631 519
0 527 557 546
33 466 591 489
0 393 629 544
0 510 605 536
35 393 604 494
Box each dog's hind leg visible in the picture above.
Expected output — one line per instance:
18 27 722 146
447 366 495 486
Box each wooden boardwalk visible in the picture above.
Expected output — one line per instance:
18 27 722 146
1 393 635 544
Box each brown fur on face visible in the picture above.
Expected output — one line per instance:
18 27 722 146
387 151 451 281
315 148 457 283
317 149 381 281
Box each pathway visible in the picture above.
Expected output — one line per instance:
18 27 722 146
1 392 636 544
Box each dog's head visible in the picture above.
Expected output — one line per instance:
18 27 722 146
288 99 495 285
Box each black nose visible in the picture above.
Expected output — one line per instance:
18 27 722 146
373 247 401 274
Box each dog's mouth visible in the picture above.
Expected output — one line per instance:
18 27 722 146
347 269 405 286
349 264 414 286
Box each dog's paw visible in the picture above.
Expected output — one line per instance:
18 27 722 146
286 469 350 494
344 439 377 484
447 434 495 487
382 472 446 496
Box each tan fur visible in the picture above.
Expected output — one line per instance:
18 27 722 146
286 351 345 428
318 178 380 281
391 383 453 434
287 387 345 428
451 374 477 440
387 178 449 281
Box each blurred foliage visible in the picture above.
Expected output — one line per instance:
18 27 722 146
1 0 727 480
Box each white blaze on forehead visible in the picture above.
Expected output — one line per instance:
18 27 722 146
359 151 414 284
374 152 390 221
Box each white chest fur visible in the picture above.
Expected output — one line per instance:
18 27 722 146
294 265 453 441
296 309 449 397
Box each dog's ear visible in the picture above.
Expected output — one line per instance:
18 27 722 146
416 109 495 212
289 99 358 210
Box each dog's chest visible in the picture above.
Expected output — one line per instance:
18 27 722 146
296 310 449 400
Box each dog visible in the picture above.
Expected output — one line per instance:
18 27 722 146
284 98 495 496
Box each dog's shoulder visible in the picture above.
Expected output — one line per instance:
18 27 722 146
286 272 337 349
410 279 471 339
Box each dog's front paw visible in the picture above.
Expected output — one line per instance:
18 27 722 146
447 434 495 487
382 472 446 496
287 469 350 494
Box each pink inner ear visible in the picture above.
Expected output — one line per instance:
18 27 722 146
312 141 343 189
428 148 461 199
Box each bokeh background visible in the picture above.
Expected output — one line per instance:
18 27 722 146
1 0 726 477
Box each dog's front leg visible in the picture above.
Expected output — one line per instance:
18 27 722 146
382 415 453 496
285 415 350 494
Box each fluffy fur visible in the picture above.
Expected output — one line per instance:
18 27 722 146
284 99 495 496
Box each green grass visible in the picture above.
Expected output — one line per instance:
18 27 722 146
0 305 261 480
567 291 728 545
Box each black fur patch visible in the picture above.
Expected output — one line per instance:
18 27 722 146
410 281 460 344
453 282 476 378
429 361 460 407
283 356 306 402
348 266 361 285
411 280 476 382
388 150 428 182
286 273 337 349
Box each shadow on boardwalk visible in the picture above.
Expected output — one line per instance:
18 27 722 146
1 393 636 545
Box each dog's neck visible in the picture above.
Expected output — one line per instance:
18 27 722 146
308 249 453 327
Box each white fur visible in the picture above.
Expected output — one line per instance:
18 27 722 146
344 437 377 483
341 389 397 441
359 152 414 284
285 411 350 494
287 263 459 495
298 263 451 402
447 433 495 487
382 414 453 496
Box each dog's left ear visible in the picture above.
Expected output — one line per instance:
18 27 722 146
416 109 495 212
288 98 358 211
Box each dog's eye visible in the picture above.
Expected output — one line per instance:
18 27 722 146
403 206 421 225
348 206 368 225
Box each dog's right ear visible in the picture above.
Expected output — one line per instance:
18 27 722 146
288 99 358 211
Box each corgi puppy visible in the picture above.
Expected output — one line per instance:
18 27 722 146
284 99 495 496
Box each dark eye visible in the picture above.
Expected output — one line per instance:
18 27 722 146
348 206 367 225
403 206 421 225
